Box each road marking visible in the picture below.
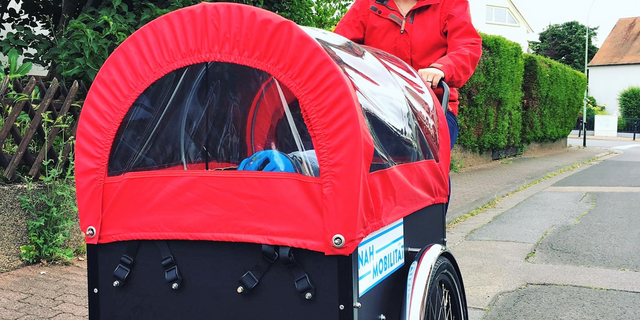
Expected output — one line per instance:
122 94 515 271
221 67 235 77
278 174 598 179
613 145 640 150
546 186 640 192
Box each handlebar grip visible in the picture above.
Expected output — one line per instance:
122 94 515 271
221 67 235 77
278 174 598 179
437 80 450 114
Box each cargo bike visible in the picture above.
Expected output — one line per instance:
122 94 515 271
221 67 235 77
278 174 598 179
75 3 468 319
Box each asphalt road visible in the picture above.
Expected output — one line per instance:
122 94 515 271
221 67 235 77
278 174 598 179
450 140 640 319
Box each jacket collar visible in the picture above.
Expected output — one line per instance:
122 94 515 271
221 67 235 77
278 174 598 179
375 0 440 12
415 0 440 9
375 0 440 4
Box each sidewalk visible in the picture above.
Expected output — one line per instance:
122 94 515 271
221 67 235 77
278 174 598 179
0 145 611 319
448 145 607 224
568 133 639 142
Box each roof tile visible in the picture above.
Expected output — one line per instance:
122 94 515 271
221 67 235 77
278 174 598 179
589 17 640 66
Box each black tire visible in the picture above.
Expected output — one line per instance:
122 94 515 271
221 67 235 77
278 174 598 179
424 256 467 320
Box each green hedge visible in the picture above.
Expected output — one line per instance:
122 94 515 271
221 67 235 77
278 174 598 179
458 33 524 153
521 54 586 143
457 34 586 153
619 87 640 118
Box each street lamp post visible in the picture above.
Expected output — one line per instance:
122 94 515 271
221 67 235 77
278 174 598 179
583 0 597 147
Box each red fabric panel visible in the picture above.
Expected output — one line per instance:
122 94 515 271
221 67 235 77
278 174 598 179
368 161 449 227
100 172 325 250
76 3 368 254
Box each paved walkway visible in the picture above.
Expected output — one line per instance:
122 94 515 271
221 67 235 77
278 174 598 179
0 263 87 319
0 144 614 319
448 145 606 224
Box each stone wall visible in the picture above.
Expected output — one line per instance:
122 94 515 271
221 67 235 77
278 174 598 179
522 138 568 157
452 138 568 170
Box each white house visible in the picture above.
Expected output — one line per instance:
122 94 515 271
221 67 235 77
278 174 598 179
588 16 640 117
468 0 536 52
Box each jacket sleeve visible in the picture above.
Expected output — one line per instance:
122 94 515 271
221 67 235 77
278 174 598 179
430 0 482 88
333 0 369 44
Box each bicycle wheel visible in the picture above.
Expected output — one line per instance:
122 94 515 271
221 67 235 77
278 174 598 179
424 256 467 320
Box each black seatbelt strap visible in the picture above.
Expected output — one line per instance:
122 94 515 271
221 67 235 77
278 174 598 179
237 245 279 294
113 241 141 287
279 246 315 300
155 241 182 290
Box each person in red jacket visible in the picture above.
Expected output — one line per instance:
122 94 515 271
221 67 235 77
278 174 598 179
334 0 482 149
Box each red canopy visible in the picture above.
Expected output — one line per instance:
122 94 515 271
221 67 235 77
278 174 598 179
75 3 450 255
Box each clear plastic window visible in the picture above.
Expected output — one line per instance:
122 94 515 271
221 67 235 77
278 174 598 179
108 62 318 177
308 31 437 172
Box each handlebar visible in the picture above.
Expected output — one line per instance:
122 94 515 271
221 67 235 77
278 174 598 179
437 80 449 114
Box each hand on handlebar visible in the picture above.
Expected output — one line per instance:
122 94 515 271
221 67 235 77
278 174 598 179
418 68 445 89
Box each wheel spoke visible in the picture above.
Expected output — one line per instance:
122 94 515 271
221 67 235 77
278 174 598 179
442 284 451 320
423 258 465 320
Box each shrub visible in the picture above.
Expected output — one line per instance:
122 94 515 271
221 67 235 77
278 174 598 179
19 113 78 264
1 0 348 86
618 117 626 131
457 33 524 153
619 87 640 119
20 160 77 263
521 54 586 143
587 95 608 115
618 117 640 132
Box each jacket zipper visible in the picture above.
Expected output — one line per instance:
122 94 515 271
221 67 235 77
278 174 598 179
377 0 408 34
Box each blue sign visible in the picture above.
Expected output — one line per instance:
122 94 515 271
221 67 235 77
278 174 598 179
357 219 404 297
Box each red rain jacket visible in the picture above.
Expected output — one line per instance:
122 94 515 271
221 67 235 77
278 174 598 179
334 0 482 116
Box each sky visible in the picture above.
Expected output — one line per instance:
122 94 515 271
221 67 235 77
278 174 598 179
512 0 640 47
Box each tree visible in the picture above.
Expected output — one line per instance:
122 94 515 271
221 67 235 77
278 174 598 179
529 21 598 73
1 0 348 84
619 87 640 119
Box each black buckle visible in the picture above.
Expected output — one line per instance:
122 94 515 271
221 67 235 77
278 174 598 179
237 245 279 295
279 247 295 266
113 264 130 282
293 274 314 293
165 265 180 283
113 254 134 287
161 256 175 268
238 271 260 292
161 256 181 289
120 254 134 266
264 249 279 263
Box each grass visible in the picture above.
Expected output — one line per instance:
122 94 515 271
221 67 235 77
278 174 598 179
450 156 464 173
447 153 613 228
527 283 617 291
574 195 596 225
525 226 554 262
447 198 500 227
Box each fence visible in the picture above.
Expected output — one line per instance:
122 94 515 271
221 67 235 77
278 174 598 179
618 118 639 132
619 118 639 140
574 115 595 132
0 76 85 181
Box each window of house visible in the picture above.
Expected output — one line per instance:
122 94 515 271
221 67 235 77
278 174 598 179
486 6 519 26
